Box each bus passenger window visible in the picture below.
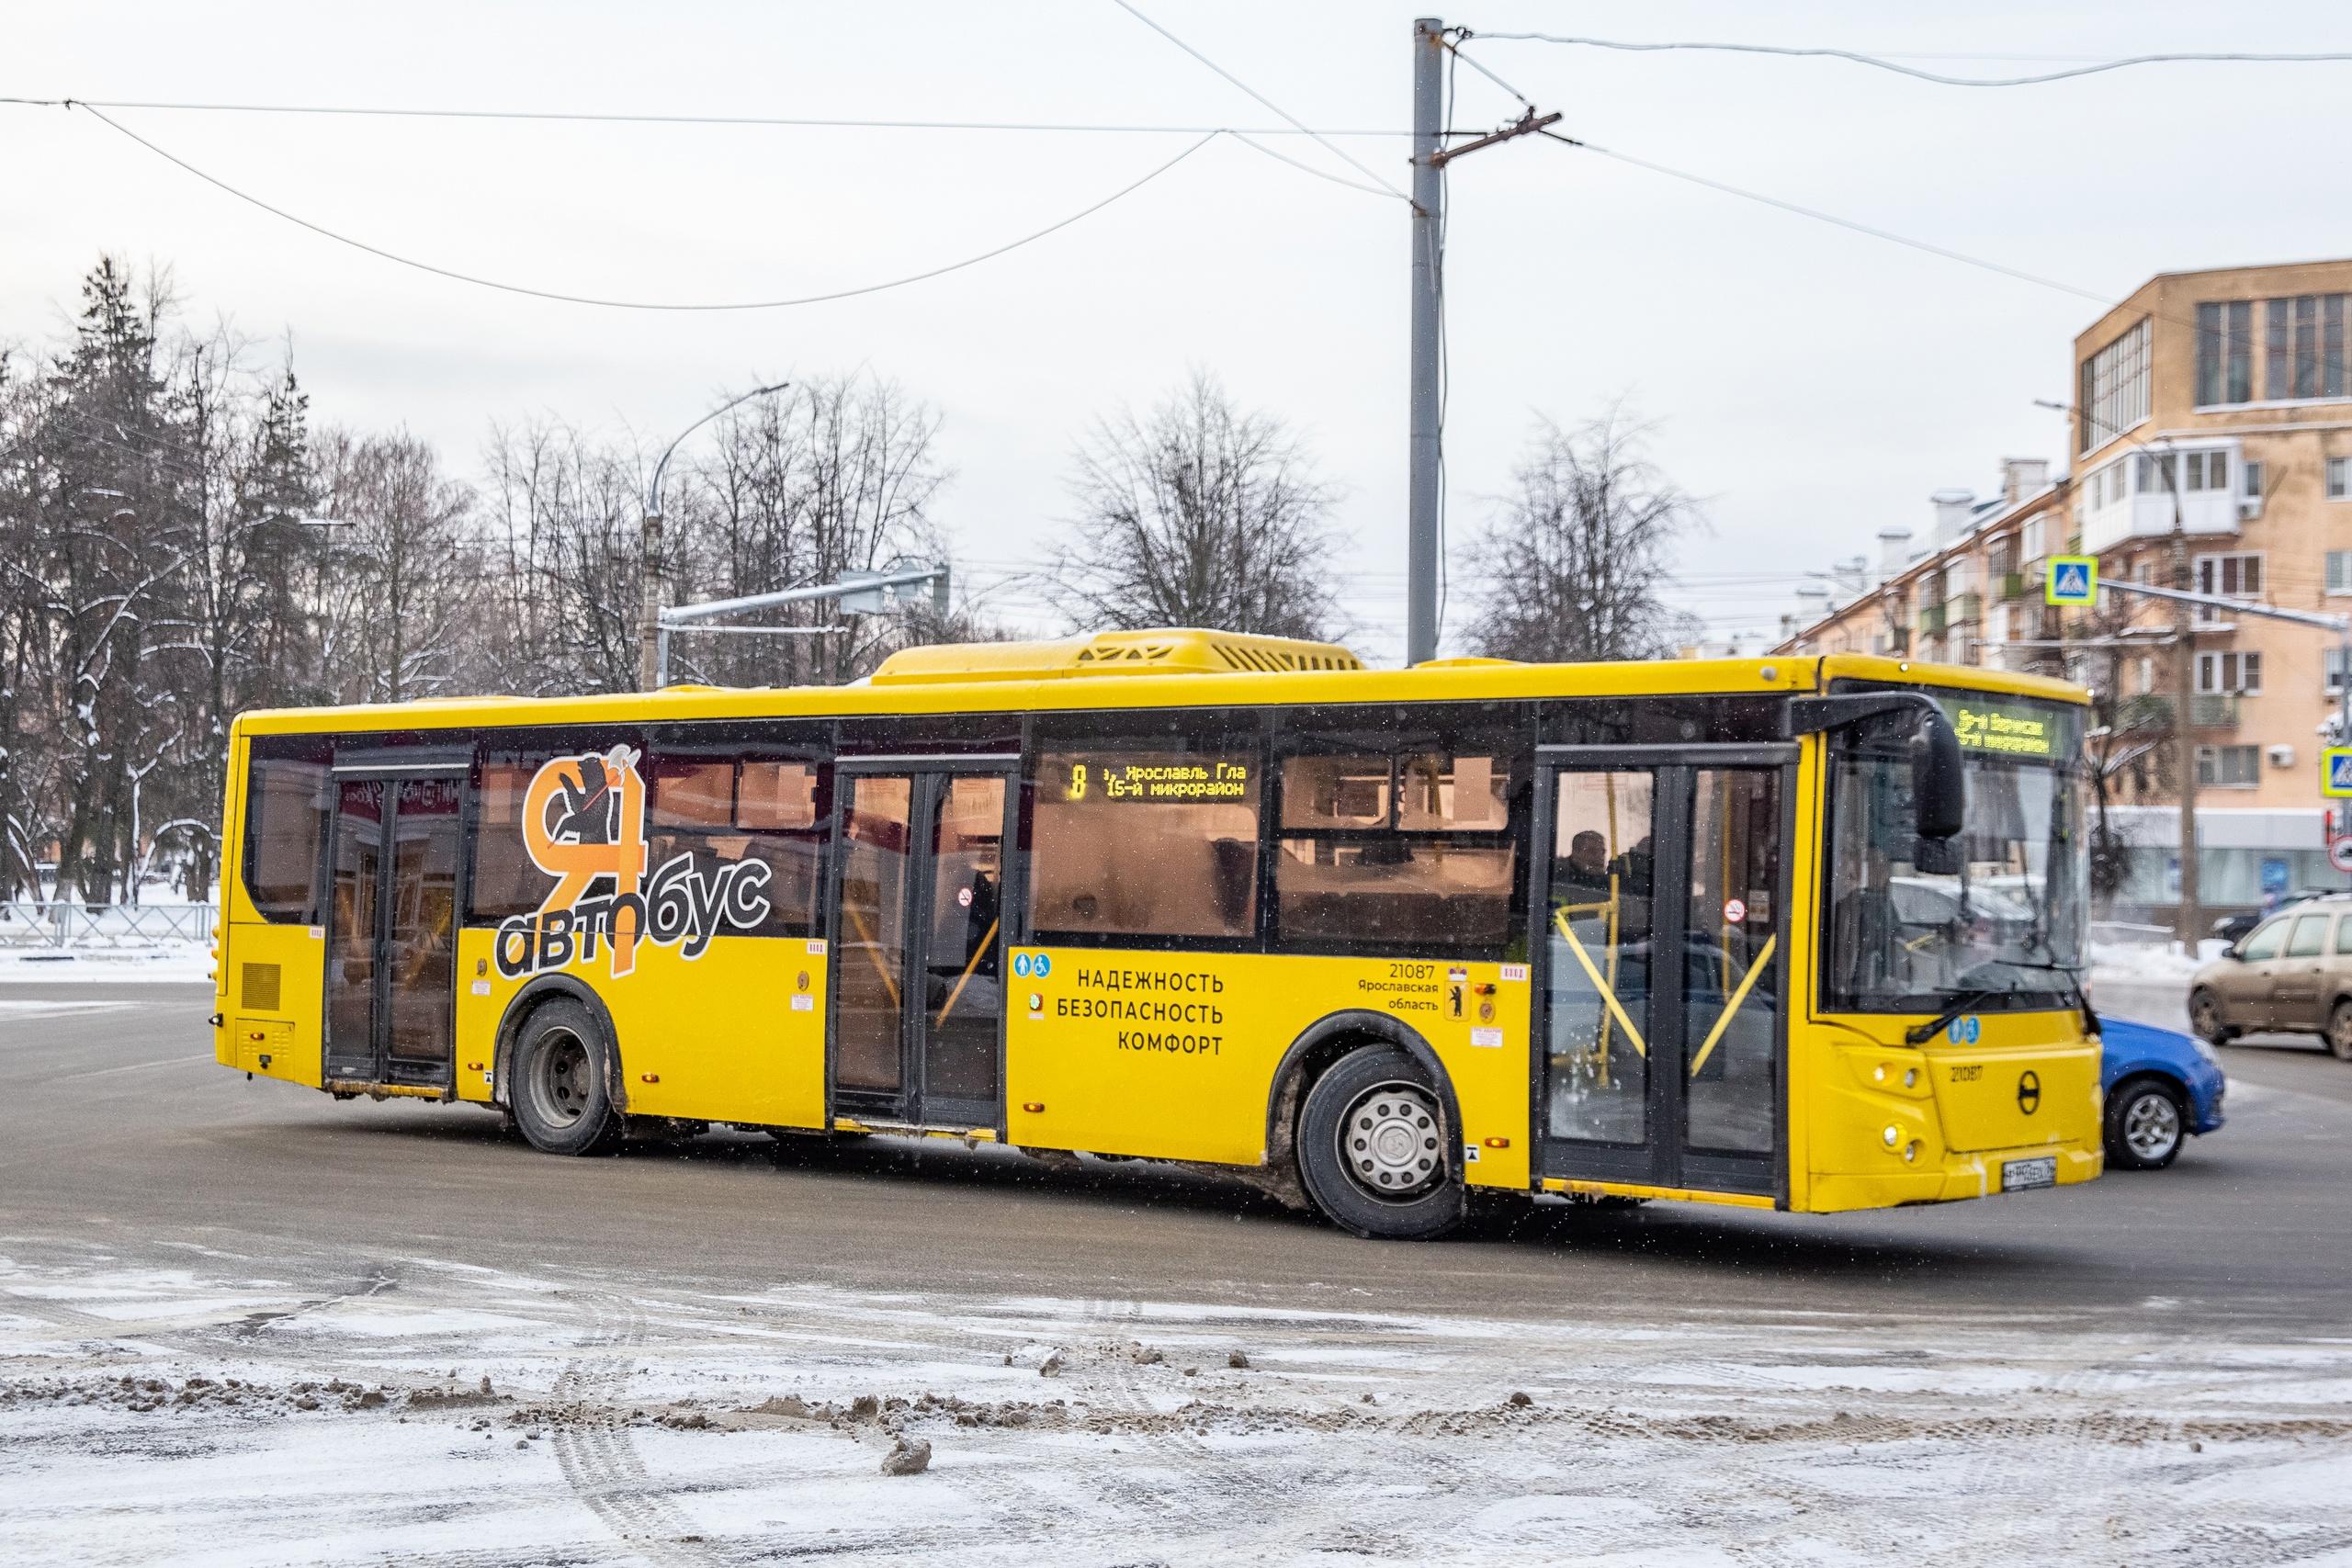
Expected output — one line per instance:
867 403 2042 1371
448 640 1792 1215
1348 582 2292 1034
646 757 825 939
1031 747 1261 940
650 760 733 828
1274 751 1516 953
468 758 554 921
243 745 332 922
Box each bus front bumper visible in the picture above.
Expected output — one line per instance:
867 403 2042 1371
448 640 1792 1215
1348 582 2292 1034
1805 1141 2102 1213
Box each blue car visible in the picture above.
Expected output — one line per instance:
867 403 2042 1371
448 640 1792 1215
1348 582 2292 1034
2099 1015 2226 1170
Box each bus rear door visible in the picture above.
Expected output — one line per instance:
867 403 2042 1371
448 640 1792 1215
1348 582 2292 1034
321 753 469 1092
1530 744 1792 1201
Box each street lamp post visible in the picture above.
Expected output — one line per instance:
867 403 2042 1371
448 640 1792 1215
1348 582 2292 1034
638 382 791 691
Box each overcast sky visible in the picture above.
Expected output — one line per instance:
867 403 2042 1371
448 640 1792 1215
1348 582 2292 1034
8 1 2346 663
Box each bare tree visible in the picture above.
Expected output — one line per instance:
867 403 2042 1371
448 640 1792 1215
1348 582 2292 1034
312 428 478 703
1051 370 1340 640
478 421 644 696
1467 409 1702 662
674 374 948 686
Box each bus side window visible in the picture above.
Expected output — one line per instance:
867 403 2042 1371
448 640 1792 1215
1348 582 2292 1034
647 756 826 938
243 741 333 923
468 755 556 922
1273 750 1517 952
1030 743 1261 941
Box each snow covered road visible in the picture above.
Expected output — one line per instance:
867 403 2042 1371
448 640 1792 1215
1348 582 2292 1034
6 1235 2351 1566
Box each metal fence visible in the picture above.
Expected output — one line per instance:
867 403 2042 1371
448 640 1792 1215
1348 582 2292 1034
0 901 217 949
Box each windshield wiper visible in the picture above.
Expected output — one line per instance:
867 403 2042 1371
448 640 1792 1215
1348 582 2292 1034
1999 955 2101 1040
1905 987 2007 1045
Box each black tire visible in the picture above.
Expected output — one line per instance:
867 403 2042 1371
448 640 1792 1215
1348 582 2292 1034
2314 1006 2352 1066
1296 1045 1464 1240
2188 988 2235 1046
2104 1076 2186 1171
508 998 621 1156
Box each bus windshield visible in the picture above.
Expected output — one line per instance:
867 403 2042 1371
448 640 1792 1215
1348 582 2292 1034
1823 694 2087 1014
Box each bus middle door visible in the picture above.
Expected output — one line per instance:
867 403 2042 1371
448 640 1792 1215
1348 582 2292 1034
830 759 1015 1133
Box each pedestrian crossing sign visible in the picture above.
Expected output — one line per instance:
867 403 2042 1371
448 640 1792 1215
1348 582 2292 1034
2325 748 2352 798
2044 556 2097 606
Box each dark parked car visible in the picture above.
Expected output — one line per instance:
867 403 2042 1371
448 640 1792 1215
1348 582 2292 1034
2100 1016 2226 1170
2211 888 2335 948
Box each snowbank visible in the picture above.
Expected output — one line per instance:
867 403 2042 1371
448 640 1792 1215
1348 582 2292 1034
0 943 212 984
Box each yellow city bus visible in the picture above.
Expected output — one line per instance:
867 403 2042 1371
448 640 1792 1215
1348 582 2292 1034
212 629 2100 1238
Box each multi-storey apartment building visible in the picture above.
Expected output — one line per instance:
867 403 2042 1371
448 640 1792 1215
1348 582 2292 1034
1780 259 2352 926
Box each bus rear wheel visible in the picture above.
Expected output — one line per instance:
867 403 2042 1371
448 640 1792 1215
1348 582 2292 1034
1297 1046 1464 1240
510 999 621 1156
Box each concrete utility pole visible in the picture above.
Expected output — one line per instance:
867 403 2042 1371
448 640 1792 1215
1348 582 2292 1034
1406 17 1444 669
2162 452 2201 951
1405 21 1559 668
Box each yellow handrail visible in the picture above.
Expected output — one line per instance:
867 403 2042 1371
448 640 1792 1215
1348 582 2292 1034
1554 908 1646 1059
1688 934 1777 1079
933 917 1000 1028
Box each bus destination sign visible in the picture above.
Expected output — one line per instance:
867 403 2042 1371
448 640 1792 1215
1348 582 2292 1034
1948 702 2057 759
1062 757 1252 803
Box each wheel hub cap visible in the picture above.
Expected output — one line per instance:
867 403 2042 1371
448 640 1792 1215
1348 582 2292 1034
2124 1094 2179 1158
1341 1083 1442 1199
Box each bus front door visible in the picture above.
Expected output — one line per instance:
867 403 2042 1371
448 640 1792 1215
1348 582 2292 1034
322 770 465 1090
830 763 1013 1131
1531 747 1792 1200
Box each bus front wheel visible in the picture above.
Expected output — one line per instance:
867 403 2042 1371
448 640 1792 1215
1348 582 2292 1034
1297 1046 1464 1240
509 999 621 1156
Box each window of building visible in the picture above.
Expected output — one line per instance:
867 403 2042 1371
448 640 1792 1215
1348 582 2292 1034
1273 748 1517 952
2193 553 2262 624
2196 299 2256 406
2327 645 2351 694
2329 456 2349 501
2182 450 2228 492
2197 744 2261 788
2328 550 2352 596
242 742 332 923
2196 649 2262 694
1030 739 1261 941
2243 458 2266 501
2265 294 2352 400
2020 516 2045 560
2079 318 2151 453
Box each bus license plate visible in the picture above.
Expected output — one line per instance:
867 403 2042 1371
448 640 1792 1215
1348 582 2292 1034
2002 1156 2057 1192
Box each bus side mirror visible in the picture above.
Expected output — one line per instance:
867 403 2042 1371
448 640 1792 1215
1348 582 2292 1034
1913 709 1964 841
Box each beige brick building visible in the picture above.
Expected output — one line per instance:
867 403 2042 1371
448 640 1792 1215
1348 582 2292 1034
1781 258 2352 923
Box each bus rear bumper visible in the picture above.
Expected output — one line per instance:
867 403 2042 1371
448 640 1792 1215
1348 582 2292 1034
1804 1143 2102 1213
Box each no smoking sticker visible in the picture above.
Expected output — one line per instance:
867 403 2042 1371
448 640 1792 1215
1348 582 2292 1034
1723 897 1747 924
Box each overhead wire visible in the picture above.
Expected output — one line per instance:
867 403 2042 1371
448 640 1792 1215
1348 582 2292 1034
1462 35 2352 89
70 101 1223 311
0 94 1415 137
1534 128 2115 307
1106 0 1412 203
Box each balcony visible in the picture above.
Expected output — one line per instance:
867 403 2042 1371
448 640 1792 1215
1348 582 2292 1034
1918 604 1948 637
1998 571 2027 602
1949 591 1982 626
2079 472 2247 554
2188 693 2240 728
